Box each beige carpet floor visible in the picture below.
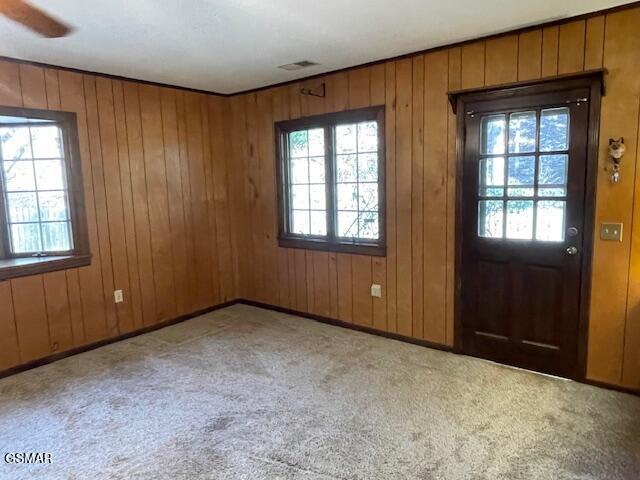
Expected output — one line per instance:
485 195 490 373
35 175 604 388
0 304 638 480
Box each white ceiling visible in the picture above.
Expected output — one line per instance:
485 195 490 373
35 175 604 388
0 0 632 94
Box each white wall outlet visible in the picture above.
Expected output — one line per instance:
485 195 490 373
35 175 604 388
114 289 124 304
371 284 382 298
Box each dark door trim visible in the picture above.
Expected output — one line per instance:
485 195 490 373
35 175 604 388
452 73 604 381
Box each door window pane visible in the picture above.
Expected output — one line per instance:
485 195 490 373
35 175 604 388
479 157 504 196
508 156 535 186
481 115 506 154
539 154 568 197
540 108 569 152
478 200 503 238
508 111 536 153
506 200 534 240
536 201 565 241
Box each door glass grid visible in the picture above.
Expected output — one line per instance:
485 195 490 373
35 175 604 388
0 123 73 253
335 121 379 240
477 108 569 242
288 128 327 236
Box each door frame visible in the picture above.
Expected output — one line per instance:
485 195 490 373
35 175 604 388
450 71 604 380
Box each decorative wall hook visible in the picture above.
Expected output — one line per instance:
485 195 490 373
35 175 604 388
300 83 325 98
607 137 626 183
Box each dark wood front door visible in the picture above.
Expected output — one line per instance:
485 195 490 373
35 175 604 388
458 79 599 379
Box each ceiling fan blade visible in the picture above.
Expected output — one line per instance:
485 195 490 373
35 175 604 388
0 0 71 38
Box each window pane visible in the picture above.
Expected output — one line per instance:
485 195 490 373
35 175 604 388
309 185 326 210
357 121 378 152
337 211 358 238
34 160 65 190
508 156 535 185
536 201 565 242
291 185 309 210
310 211 326 236
30 126 62 158
289 130 308 158
308 128 324 157
3 161 35 191
290 158 308 184
291 210 310 235
336 124 356 154
38 191 70 221
478 200 503 238
508 111 536 153
358 212 379 239
358 183 378 212
10 223 41 253
539 154 567 186
481 115 506 154
358 153 377 182
309 157 325 183
6 192 39 222
336 154 357 182
479 156 504 196
508 187 534 197
540 108 569 152
41 222 72 251
506 200 534 240
0 127 32 159
337 183 358 210
539 187 566 197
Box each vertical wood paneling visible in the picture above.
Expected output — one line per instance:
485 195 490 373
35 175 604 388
352 255 373 325
0 281 20 369
445 48 461 347
558 20 586 74
395 58 413 336
385 62 398 333
589 9 640 385
423 50 449 343
461 42 485 89
518 30 543 81
585 16 605 70
485 35 519 85
0 60 239 375
541 26 560 76
411 55 424 338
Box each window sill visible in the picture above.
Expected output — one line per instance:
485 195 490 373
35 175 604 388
0 254 91 282
278 237 386 257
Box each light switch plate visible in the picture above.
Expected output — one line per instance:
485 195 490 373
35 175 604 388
371 284 382 298
600 223 623 242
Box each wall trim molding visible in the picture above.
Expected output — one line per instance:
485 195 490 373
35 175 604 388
0 2 638 97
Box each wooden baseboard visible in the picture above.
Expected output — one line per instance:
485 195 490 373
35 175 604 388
2 297 637 397
237 299 453 353
0 299 240 380
238 299 639 397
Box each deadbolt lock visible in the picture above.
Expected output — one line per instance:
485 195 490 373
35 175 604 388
566 246 578 255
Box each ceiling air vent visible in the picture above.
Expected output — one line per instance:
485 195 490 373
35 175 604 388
277 60 319 71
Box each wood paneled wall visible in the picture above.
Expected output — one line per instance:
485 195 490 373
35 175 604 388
0 61 237 372
229 6 640 390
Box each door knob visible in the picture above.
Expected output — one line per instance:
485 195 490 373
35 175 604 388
566 246 578 255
